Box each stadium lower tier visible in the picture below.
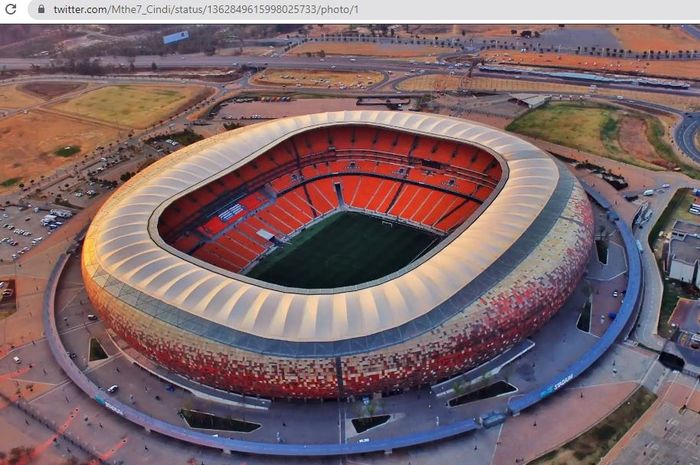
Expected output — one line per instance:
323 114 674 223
180 172 478 276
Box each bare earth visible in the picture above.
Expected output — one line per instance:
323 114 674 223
251 69 384 89
19 81 85 100
218 98 361 119
288 42 456 58
617 116 669 168
0 84 44 109
0 110 120 189
608 25 700 51
481 50 700 81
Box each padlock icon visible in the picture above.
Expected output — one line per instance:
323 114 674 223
38 4 45 13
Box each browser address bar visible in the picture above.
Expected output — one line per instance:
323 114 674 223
43 1 360 18
2 0 697 23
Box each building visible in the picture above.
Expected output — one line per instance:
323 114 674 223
508 93 550 109
666 220 700 288
82 111 594 399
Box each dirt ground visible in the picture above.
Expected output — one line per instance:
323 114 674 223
18 82 85 100
0 84 44 109
397 74 700 111
608 25 700 52
402 24 558 38
218 97 361 119
0 110 120 190
617 116 668 168
481 50 700 81
251 69 384 89
456 112 512 129
217 46 275 56
288 42 456 58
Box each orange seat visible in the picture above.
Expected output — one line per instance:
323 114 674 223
388 184 421 217
423 193 463 226
435 200 479 232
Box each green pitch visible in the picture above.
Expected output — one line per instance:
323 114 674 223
246 211 440 289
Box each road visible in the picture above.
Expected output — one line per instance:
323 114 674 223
676 113 700 162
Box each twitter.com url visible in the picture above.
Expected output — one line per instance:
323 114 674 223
49 3 360 17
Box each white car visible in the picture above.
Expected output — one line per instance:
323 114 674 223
107 384 119 393
13 356 20 364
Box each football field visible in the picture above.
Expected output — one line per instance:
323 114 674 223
246 211 440 289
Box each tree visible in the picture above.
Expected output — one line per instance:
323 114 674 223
151 62 158 71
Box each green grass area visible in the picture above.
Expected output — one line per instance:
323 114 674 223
171 129 203 146
507 101 623 158
648 188 700 336
506 101 693 174
0 177 21 187
53 145 80 157
179 409 260 432
88 337 108 362
53 84 205 128
246 211 440 289
529 387 657 465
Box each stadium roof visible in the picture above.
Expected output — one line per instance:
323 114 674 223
83 111 560 343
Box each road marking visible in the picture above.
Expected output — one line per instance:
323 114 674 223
489 423 504 465
88 436 128 465
29 407 79 460
26 379 72 405
0 366 30 381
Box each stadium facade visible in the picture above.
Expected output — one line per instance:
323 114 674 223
82 111 594 399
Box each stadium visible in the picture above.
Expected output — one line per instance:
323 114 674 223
81 111 594 400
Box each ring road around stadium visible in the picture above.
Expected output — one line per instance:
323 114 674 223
82 111 594 401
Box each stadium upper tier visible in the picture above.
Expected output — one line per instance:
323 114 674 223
82 111 594 398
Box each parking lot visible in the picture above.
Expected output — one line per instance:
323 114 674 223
0 205 73 263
